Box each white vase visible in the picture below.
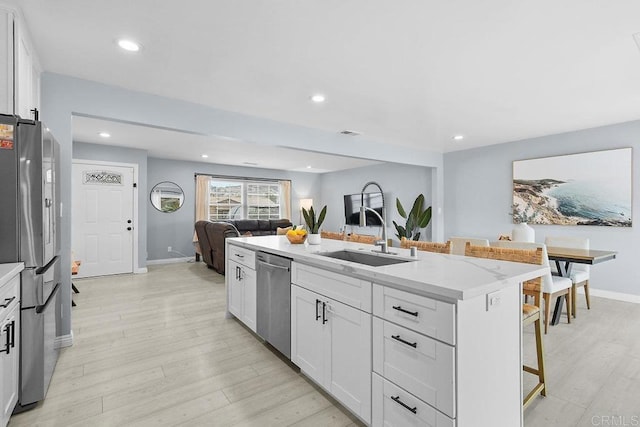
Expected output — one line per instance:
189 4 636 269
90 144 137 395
512 222 535 243
307 233 322 245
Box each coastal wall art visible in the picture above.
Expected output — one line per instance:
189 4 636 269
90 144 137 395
512 148 632 226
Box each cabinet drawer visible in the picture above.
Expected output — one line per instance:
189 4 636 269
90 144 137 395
373 317 455 418
228 245 255 269
292 262 371 312
0 274 19 309
373 284 455 345
372 373 454 427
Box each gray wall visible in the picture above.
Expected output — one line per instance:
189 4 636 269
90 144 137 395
444 120 640 296
73 141 148 270
41 72 441 337
147 157 321 260
319 162 433 244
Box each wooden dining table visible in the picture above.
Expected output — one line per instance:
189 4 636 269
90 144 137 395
546 246 617 325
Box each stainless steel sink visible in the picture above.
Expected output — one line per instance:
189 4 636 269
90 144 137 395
319 250 414 267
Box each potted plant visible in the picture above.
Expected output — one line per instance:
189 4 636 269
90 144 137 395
302 205 327 245
392 194 432 241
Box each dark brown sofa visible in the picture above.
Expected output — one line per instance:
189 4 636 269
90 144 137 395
195 219 292 274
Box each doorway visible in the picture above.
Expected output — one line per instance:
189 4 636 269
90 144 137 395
71 160 138 278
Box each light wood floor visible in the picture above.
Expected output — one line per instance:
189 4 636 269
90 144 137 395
7 262 640 426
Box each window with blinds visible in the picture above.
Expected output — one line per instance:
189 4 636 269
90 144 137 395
208 179 282 220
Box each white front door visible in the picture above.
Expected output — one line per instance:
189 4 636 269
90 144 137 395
72 161 134 278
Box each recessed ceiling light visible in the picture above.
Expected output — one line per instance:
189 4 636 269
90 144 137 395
201 154 208 158
452 135 464 141
306 165 312 169
98 132 110 138
117 39 141 52
310 94 325 103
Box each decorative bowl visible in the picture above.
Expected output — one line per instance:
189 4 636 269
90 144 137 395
286 233 307 244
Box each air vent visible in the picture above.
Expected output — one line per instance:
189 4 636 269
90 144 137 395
339 130 361 136
243 161 258 166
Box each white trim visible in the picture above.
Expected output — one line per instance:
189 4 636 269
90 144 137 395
72 159 140 275
55 331 74 349
578 287 640 303
146 257 194 265
134 267 148 274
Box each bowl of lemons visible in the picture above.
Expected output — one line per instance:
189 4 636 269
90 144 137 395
286 227 308 244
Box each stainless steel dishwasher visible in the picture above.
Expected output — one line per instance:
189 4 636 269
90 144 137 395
256 251 292 359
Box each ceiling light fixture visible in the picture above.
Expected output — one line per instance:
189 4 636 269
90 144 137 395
117 39 141 52
201 154 208 158
452 135 464 141
310 94 325 103
98 132 111 138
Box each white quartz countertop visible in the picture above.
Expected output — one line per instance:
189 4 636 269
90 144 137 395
227 235 549 301
0 263 24 288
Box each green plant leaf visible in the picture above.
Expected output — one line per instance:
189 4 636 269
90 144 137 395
392 221 406 239
396 198 407 219
302 208 312 229
417 206 432 228
316 206 327 231
413 231 421 241
410 194 424 218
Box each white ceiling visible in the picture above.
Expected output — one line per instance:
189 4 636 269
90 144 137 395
72 115 380 173
14 0 640 157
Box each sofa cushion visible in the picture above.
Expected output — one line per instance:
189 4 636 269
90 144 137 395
276 226 292 235
233 220 259 233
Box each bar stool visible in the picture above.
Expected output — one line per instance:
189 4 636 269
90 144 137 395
464 243 546 409
400 237 451 254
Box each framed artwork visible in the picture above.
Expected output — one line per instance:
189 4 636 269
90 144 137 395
512 148 632 226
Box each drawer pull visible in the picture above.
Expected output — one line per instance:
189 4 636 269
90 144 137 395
315 299 321 321
392 305 418 317
0 296 16 308
391 334 417 348
391 395 417 414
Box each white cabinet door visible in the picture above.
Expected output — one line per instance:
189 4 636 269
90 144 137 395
291 284 372 424
1 303 19 427
15 15 39 119
228 260 243 320
227 260 257 333
240 265 256 332
0 8 14 115
326 297 372 424
291 284 326 385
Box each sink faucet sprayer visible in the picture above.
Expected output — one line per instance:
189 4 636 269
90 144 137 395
359 206 390 254
359 181 390 254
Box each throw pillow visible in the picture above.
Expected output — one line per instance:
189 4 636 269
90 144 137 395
276 226 292 235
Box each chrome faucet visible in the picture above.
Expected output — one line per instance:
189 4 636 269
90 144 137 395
359 206 390 254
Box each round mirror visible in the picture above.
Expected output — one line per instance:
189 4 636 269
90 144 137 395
150 181 184 213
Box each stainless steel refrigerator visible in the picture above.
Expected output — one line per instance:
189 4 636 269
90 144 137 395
0 114 61 411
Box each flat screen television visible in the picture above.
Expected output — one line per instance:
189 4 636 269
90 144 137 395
344 192 384 226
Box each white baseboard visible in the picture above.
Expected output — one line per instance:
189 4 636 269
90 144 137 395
55 331 74 349
578 287 640 303
134 267 148 274
146 257 194 266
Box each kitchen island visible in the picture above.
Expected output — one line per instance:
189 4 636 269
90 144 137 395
225 235 548 427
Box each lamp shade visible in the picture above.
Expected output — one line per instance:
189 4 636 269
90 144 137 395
300 198 313 211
